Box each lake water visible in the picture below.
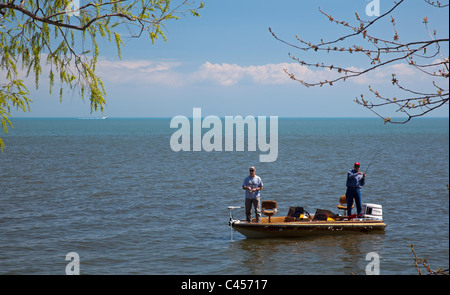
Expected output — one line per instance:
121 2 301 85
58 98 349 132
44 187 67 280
0 117 448 275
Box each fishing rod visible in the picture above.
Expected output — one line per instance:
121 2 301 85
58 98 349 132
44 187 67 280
364 150 380 174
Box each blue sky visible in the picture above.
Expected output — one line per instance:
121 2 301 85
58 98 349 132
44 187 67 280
11 0 450 118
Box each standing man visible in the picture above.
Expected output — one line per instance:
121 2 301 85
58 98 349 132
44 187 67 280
346 162 366 216
242 166 263 223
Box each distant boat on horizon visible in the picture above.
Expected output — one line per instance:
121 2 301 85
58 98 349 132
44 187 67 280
77 116 108 120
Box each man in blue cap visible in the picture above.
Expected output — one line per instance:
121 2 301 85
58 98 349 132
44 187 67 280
346 162 366 216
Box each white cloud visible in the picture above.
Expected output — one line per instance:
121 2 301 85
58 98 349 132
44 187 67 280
93 58 433 88
95 59 333 87
189 62 340 86
96 59 184 86
192 62 245 86
98 59 180 73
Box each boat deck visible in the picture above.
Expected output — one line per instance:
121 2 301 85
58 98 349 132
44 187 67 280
231 216 387 239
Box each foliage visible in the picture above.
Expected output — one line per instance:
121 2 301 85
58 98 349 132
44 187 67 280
270 0 449 124
411 244 449 275
0 0 203 151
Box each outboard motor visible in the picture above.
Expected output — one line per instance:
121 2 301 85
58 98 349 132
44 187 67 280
361 203 383 220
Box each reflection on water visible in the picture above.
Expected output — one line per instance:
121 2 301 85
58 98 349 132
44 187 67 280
228 233 386 275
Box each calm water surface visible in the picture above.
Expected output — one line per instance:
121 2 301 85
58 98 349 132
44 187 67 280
0 118 448 275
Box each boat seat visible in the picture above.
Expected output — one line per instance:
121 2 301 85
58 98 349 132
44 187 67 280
262 200 278 223
337 195 353 215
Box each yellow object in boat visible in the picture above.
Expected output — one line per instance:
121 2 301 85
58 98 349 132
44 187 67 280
327 217 335 222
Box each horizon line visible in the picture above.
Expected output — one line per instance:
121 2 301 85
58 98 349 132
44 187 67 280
9 115 450 119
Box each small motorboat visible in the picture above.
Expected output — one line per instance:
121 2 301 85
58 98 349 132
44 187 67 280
228 199 387 239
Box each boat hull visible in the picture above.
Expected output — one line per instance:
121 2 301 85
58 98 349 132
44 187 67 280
231 219 387 239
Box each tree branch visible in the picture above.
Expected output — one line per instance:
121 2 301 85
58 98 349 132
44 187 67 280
0 2 141 31
271 0 449 123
